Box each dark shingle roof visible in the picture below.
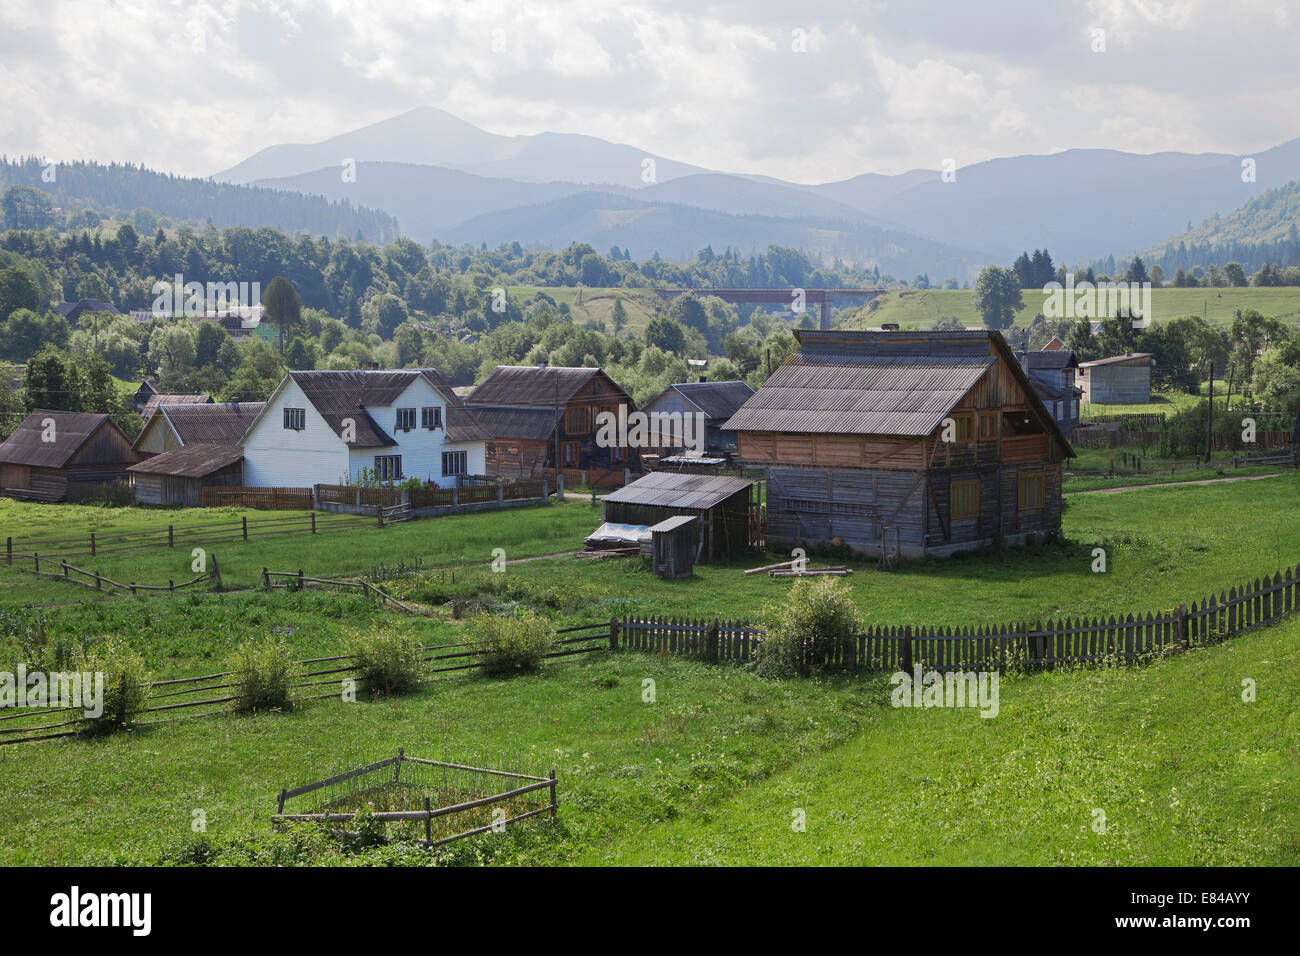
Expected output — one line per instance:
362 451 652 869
148 402 265 446
0 411 122 468
127 444 243 478
662 381 755 421
140 393 212 418
285 368 471 448
604 471 755 510
445 406 493 443
1024 350 1078 371
465 366 603 406
463 404 557 441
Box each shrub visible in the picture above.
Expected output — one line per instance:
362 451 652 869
757 576 861 677
347 626 424 696
476 613 555 675
74 639 152 735
228 636 303 712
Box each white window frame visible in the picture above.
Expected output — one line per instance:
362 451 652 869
422 406 442 430
374 455 403 481
283 407 306 430
442 450 467 476
395 407 417 431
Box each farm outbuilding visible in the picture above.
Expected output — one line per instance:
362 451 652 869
133 401 265 456
648 514 698 578
600 471 758 560
127 444 244 506
1077 353 1154 404
0 411 138 501
726 329 1074 559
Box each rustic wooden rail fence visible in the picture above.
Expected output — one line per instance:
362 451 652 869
0 622 609 746
25 557 222 595
611 563 1300 673
271 749 558 850
3 510 372 563
260 568 416 613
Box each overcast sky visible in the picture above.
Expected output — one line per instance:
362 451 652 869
2 0 1298 184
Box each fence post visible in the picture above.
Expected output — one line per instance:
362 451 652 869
277 789 287 815
394 747 404 783
297 569 304 591
549 770 557 818
242 516 248 541
33 552 39 572
1174 604 1188 649
706 620 719 663
168 525 173 548
497 483 504 503
424 797 432 843
377 506 385 527
95 569 101 591
311 512 316 534
261 567 270 588
608 616 619 651
90 531 96 556
5 537 9 564
542 479 549 501
209 554 222 589
899 626 913 673
169 579 174 592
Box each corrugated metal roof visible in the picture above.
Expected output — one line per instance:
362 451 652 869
1078 353 1154 368
464 403 558 441
445 406 492 443
152 402 264 446
0 411 123 468
661 380 754 421
140 393 211 418
603 471 755 510
724 355 994 436
1024 350 1077 370
128 443 243 478
649 514 697 532
465 366 605 406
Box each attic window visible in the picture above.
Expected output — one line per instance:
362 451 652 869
283 408 305 430
422 406 442 430
396 408 417 431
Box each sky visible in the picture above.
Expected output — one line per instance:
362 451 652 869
1 0 1299 184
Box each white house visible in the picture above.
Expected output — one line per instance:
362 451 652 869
239 369 489 488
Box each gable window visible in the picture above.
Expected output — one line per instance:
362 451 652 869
565 406 591 434
374 455 402 481
396 407 417 431
421 406 442 430
978 412 997 440
951 413 974 442
442 450 467 476
283 408 306 430
1018 472 1045 510
951 479 980 520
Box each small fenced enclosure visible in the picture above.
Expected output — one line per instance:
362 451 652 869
272 749 558 849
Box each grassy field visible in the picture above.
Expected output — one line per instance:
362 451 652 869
1 477 1297 866
507 286 664 336
840 287 1300 331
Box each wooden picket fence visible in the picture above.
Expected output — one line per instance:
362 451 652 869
202 486 313 509
614 564 1300 672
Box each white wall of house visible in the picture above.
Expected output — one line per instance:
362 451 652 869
343 376 483 484
241 378 350 487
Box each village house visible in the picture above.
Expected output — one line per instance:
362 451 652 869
239 369 489 488
465 365 639 479
725 329 1075 559
1077 352 1155 404
133 401 264 456
1021 347 1082 433
0 411 138 501
639 380 755 456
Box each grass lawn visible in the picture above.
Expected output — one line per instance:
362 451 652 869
839 287 1300 332
507 286 664 336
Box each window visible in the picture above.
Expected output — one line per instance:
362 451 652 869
374 455 402 481
951 479 980 520
565 406 591 434
978 412 997 440
442 450 467 476
562 440 580 467
396 407 417 431
283 408 305 430
950 413 974 442
421 406 442 430
1018 472 1045 510
610 443 626 463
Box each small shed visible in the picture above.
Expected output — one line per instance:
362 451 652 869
127 444 244 506
0 411 138 501
600 471 757 560
1077 353 1154 404
649 515 697 578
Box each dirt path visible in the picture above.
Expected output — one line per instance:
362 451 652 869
1070 472 1289 495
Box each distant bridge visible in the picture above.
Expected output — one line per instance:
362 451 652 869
653 288 888 330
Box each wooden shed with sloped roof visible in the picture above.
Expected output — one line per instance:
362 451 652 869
600 471 759 560
0 411 138 501
725 329 1075 559
127 443 245 506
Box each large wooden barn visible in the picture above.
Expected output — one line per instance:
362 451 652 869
725 329 1075 559
0 411 138 501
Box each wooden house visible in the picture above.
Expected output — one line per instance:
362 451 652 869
128 444 244 506
725 329 1075 559
1077 353 1154 404
639 380 754 455
600 471 758 560
1022 348 1081 433
134 401 265 457
138 392 212 420
466 366 640 478
0 411 138 501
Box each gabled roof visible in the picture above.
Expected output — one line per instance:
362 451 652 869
465 366 608 407
134 402 265 450
1024 350 1078 371
1078 353 1154 369
465 403 558 441
140 393 212 419
603 471 755 510
127 443 243 478
652 381 755 422
0 411 125 468
55 299 119 318
445 406 493 444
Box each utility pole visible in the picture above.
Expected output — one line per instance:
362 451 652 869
1205 360 1214 462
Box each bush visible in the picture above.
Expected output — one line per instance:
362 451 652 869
476 613 555 675
74 638 152 735
757 577 861 677
347 626 424 696
228 636 303 712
